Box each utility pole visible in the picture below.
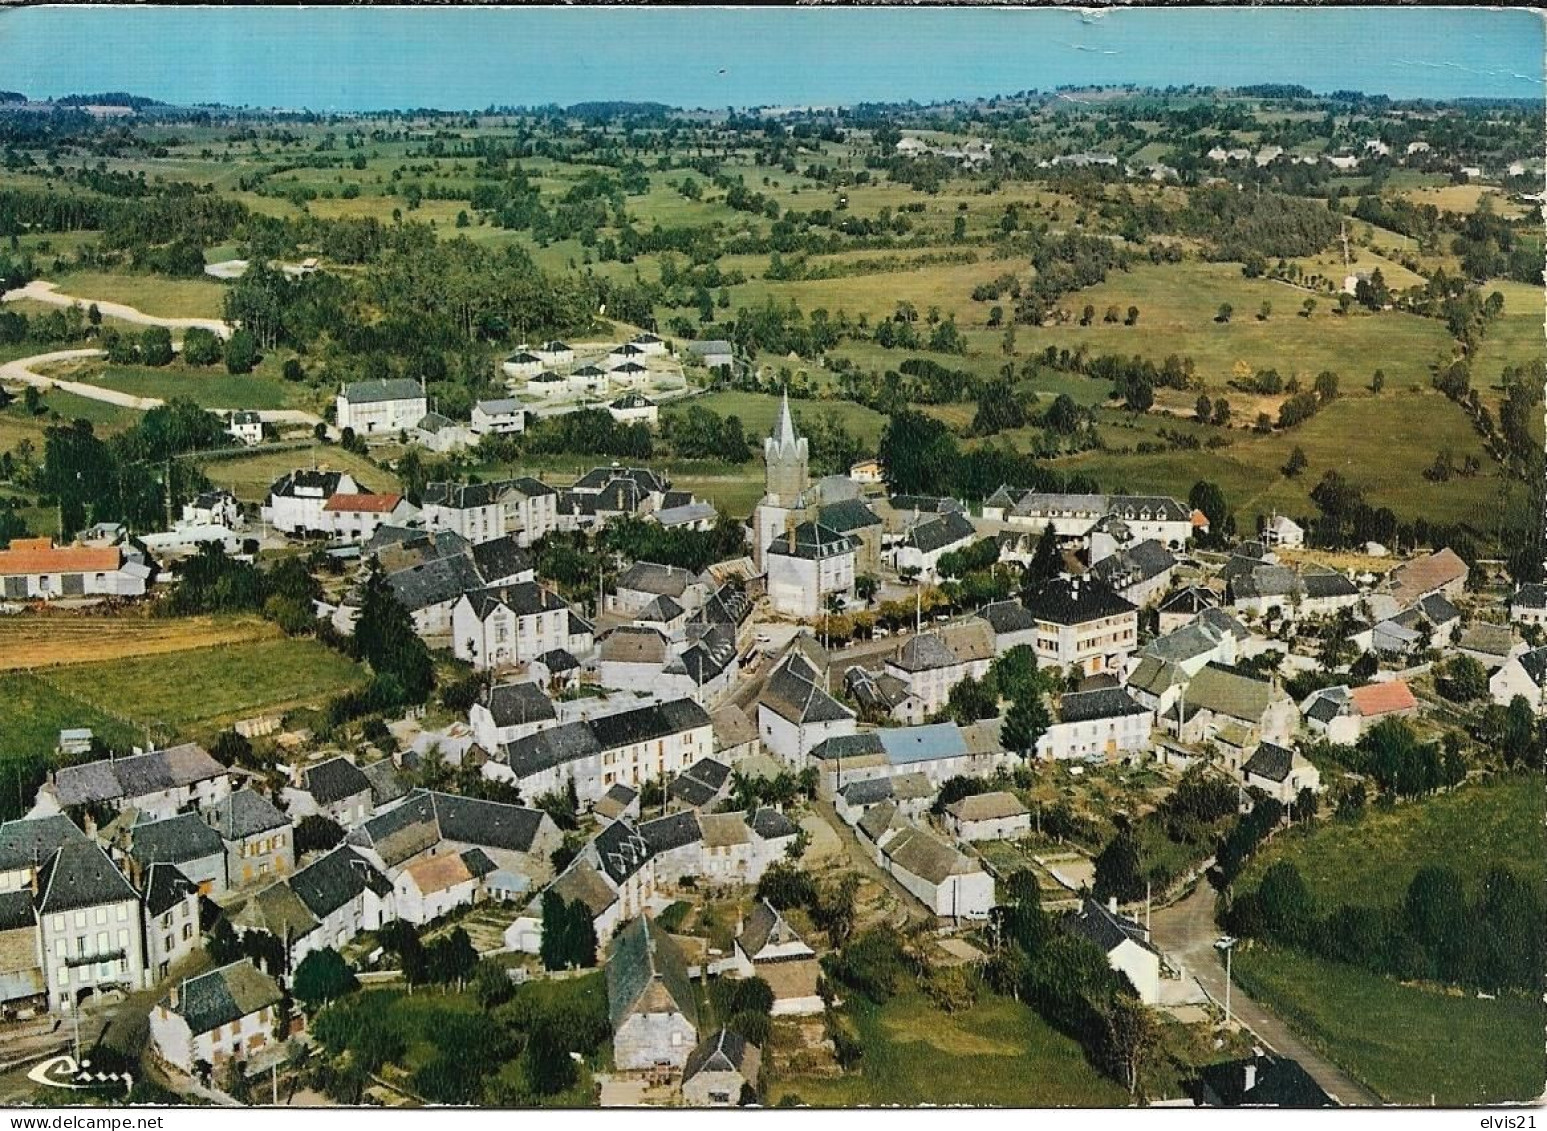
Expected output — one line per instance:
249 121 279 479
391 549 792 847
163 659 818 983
1215 936 1237 1030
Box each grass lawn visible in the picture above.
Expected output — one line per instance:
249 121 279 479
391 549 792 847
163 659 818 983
1239 775 1545 908
50 271 230 321
62 362 295 411
197 445 392 503
34 636 368 735
0 672 139 767
665 390 890 448
767 989 1129 1107
1233 943 1546 1105
0 391 140 454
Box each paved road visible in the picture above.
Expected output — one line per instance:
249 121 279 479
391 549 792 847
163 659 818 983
4 280 233 339
1151 881 1382 1107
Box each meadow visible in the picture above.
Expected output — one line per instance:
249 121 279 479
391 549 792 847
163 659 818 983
59 360 304 412
0 612 280 671
0 671 139 768
50 270 230 321
1233 944 1546 1105
197 445 390 503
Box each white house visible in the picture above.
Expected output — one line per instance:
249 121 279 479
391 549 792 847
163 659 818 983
227 410 264 447
148 960 286 1075
421 477 559 548
856 803 994 920
1035 688 1154 761
35 744 230 823
766 521 858 619
261 470 361 537
321 492 417 544
0 538 151 600
533 341 574 367
881 620 995 723
1063 898 1162 1004
452 582 576 671
468 681 559 752
1490 646 1547 712
606 915 699 1071
1021 576 1139 677
335 378 428 436
36 841 149 1012
1262 513 1305 549
502 351 546 380
731 900 822 1016
944 791 1030 842
891 511 978 581
756 650 856 770
1241 742 1322 804
392 852 480 926
1507 584 1547 628
630 333 668 357
470 398 527 436
608 393 659 427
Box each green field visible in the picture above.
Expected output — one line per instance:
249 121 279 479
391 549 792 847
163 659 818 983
1233 944 1546 1105
65 362 298 411
33 637 368 734
665 390 889 448
198 445 391 503
51 271 230 321
767 989 1129 1107
0 672 139 766
1240 775 1546 909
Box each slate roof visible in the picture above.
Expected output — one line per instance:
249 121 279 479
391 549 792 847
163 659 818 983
1022 577 1136 625
736 899 808 959
234 880 318 940
1195 1053 1335 1107
129 814 225 868
268 470 347 500
1516 646 1547 687
1159 586 1217 616
1416 592 1461 625
359 760 409 808
888 632 960 672
810 731 887 764
765 520 858 562
547 860 618 918
1302 686 1349 725
901 510 977 554
815 499 882 536
501 722 603 778
1183 663 1284 723
1301 569 1358 600
590 699 712 752
639 812 703 854
573 466 668 495
471 537 532 584
162 960 283 1038
0 889 35 932
1090 540 1176 590
206 790 289 842
35 841 138 914
342 378 424 404
1063 898 1155 955
946 791 1027 822
669 758 731 808
1141 618 1233 665
484 681 558 728
142 862 199 918
617 561 692 599
882 825 977 885
1057 687 1150 724
759 654 854 725
433 793 549 854
843 666 914 713
1242 741 1296 783
1510 583 1547 611
385 553 484 614
304 757 372 805
287 846 391 920
750 808 798 840
460 581 568 622
0 815 87 873
606 915 698 1030
637 594 686 623
684 1029 757 1083
535 649 580 674
593 820 653 886
839 777 895 806
52 744 224 808
981 599 1039 635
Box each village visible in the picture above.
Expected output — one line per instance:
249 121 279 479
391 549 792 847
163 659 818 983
0 359 1541 1108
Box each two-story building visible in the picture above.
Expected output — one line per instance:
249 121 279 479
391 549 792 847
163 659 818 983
335 378 428 437
261 470 360 537
148 960 286 1075
451 582 577 671
1021 577 1139 677
35 744 230 823
206 790 294 889
36 842 148 1013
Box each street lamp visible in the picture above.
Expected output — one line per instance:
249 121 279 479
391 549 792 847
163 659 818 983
1215 935 1238 1030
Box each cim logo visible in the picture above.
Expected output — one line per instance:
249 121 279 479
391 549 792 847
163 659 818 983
26 1054 132 1093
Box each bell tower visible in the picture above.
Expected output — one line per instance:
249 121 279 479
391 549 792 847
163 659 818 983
762 390 809 507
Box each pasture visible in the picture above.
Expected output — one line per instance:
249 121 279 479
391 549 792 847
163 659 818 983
60 361 300 412
198 445 391 502
0 612 280 672
50 271 231 321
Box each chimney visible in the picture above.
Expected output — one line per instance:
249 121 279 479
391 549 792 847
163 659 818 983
1107 895 1118 915
1244 1058 1259 1093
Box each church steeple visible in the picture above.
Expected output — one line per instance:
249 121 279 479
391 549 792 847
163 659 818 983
763 388 809 507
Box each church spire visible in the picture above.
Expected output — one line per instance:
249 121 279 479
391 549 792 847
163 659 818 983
774 388 799 449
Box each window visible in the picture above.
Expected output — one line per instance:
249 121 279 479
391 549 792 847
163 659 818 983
118 929 129 949
95 908 106 926
56 966 68 986
96 932 109 953
52 915 63 933
73 911 86 929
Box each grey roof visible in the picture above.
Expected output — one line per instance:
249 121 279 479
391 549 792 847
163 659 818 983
811 731 887 764
839 777 895 806
765 520 858 561
670 758 731 808
51 744 224 808
1090 540 1176 590
639 811 703 854
617 561 692 598
1243 742 1297 783
385 553 485 614
843 666 914 712
606 915 698 1030
1511 583 1547 611
460 847 498 879
416 411 457 433
1230 564 1302 601
287 845 391 920
501 722 603 778
142 862 199 918
535 649 580 673
361 759 410 808
1196 1053 1335 1107
269 469 347 500
129 814 225 869
1515 646 1547 687
573 466 668 495
684 1029 756 1081
597 478 645 514
207 789 289 842
0 889 35 931
474 398 524 417
1057 688 1149 724
1417 592 1461 624
590 699 713 752
902 510 977 554
594 820 653 885
460 581 568 622
638 594 686 623
750 807 798 840
471 537 532 584
485 681 558 728
760 654 855 725
1062 897 1156 956
1304 690 1347 725
161 960 282 1038
888 632 960 673
304 757 373 805
1159 586 1217 615
685 339 734 356
432 792 550 853
1302 569 1358 599
889 494 965 516
547 860 619 918
981 599 1038 635
0 815 87 873
1022 577 1136 625
818 498 882 534
342 377 424 404
35 841 138 914
610 393 655 410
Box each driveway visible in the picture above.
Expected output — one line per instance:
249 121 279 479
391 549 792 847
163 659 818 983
5 280 233 339
1150 881 1382 1106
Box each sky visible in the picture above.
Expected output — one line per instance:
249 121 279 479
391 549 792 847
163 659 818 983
0 6 1540 112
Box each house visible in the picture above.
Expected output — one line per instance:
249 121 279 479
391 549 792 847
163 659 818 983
261 470 361 537
0 889 44 1015
710 706 760 766
284 757 374 828
206 790 294 889
335 378 428 436
607 361 649 389
756 651 856 770
1490 646 1547 712
944 791 1030 842
35 841 148 1012
1507 583 1547 628
607 914 699 1072
991 491 1195 549
181 490 242 531
813 498 883 576
148 960 286 1076
861 722 1008 788
653 500 718 533
766 521 859 618
483 699 715 807
1262 514 1305 549
227 410 264 446
892 510 978 581
610 561 702 617
1169 663 1299 756
0 538 151 600
411 412 475 454
1242 742 1322 804
606 343 648 369
321 492 416 543
857 804 994 919
501 351 546 380
125 813 227 895
1301 681 1419 744
683 339 735 374
533 341 574 367
1193 1050 1335 1107
1158 586 1220 635
880 620 995 723
1387 548 1469 607
1089 540 1177 607
469 681 559 753
1061 898 1162 1004
833 772 935 823
35 744 230 823
470 398 526 436
1456 622 1520 670
682 1029 760 1107
421 479 559 548
393 852 480 925
256 845 394 965
1229 564 1360 620
668 758 733 811
608 393 659 427
1021 576 1139 677
730 900 822 1015
140 863 202 982
451 582 578 671
979 599 1040 656
0 815 88 894
1035 687 1154 761
594 784 641 824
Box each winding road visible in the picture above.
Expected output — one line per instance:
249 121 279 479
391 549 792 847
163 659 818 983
1150 881 1382 1106
3 280 233 339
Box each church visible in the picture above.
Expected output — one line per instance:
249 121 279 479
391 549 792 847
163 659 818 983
754 393 863 619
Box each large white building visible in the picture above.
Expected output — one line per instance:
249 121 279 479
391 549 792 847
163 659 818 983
335 378 428 436
1035 688 1154 761
451 582 579 671
261 470 361 537
0 538 151 600
36 842 149 1013
1021 576 1139 677
766 521 859 619
421 478 559 547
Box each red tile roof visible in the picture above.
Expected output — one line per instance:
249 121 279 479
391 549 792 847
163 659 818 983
0 539 122 577
1388 548 1468 603
1348 680 1419 717
322 493 403 513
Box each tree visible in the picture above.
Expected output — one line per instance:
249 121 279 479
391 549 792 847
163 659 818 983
1439 654 1487 702
353 565 435 702
224 329 259 374
1313 370 1340 403
1215 303 1233 324
140 326 174 367
1188 481 1228 545
1002 693 1052 754
181 327 223 366
1125 305 1139 326
292 948 357 1008
1282 446 1309 478
1257 301 1272 322
1256 861 1316 945
1301 297 1317 318
521 1016 578 1096
1093 820 1145 903
1104 995 1156 1096
1026 525 1061 584
294 814 344 855
1194 395 1212 424
1371 369 1385 393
